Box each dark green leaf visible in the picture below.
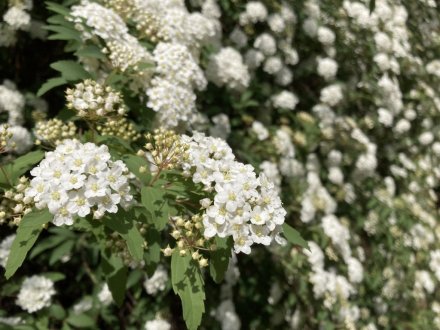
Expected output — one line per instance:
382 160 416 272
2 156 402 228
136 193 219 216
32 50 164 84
75 45 106 59
210 237 233 283
49 239 75 265
282 223 308 250
101 252 127 306
37 77 67 97
144 227 161 277
4 209 52 279
104 209 144 262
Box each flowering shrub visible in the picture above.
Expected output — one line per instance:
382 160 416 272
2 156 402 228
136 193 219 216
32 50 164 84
1 0 440 329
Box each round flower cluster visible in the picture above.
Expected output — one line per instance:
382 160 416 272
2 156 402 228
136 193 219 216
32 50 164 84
181 132 286 254
206 47 250 91
0 80 25 126
0 124 32 154
239 1 268 25
25 139 134 226
272 90 299 110
143 265 169 295
66 80 126 119
3 6 31 31
16 275 56 313
0 234 15 268
34 118 77 146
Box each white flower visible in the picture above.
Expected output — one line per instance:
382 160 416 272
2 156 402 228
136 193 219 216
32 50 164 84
181 133 286 254
25 139 133 226
98 283 113 306
272 91 299 110
254 33 277 56
16 275 56 313
145 318 171 330
320 84 343 106
216 300 241 330
144 266 169 295
251 121 269 141
317 26 335 45
263 56 283 75
0 234 15 268
317 57 338 80
239 2 268 25
3 6 30 31
206 47 250 91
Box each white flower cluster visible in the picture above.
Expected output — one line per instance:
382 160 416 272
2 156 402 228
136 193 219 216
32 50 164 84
69 1 153 72
3 4 31 31
239 1 268 25
144 317 171 330
143 265 168 295
16 275 56 313
0 234 15 268
25 139 133 226
272 90 299 110
98 283 113 306
181 132 286 254
251 121 269 141
0 80 25 126
0 124 32 154
206 47 250 91
147 42 206 127
66 80 126 118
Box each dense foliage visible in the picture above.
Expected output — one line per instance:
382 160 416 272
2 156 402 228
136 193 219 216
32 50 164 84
1 0 440 329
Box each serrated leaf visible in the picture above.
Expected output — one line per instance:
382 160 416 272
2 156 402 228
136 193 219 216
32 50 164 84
282 223 308 250
4 209 52 279
171 252 205 330
141 186 171 230
104 209 144 262
50 60 90 81
210 237 233 283
37 77 67 97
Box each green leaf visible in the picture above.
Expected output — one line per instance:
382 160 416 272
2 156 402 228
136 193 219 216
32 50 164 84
282 223 308 250
369 0 376 13
50 60 90 81
49 239 75 265
42 272 66 282
141 187 171 230
75 45 106 59
144 227 161 277
0 150 45 186
101 252 127 306
37 77 67 97
210 237 233 283
45 25 81 41
122 155 150 185
49 304 66 320
171 252 205 330
104 209 144 262
66 314 95 328
4 209 52 279
46 1 70 16
29 235 66 259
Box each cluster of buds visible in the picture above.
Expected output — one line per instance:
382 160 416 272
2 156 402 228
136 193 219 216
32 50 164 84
137 129 189 173
0 124 15 153
34 118 76 146
0 177 32 226
169 214 215 268
65 80 126 119
135 12 168 43
102 0 134 20
96 116 140 142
